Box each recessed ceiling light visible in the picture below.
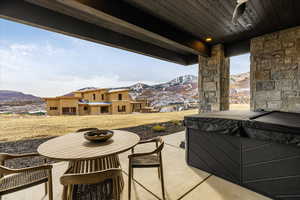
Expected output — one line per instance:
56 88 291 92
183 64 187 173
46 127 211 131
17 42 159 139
205 37 213 42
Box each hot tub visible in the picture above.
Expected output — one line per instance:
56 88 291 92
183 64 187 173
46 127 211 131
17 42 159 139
185 111 300 200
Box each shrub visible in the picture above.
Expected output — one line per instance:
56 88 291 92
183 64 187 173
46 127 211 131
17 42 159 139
170 120 181 126
152 125 167 132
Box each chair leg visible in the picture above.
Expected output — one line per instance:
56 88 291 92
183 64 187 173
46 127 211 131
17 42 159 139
128 163 132 200
62 186 68 200
48 170 53 200
132 165 134 178
158 166 161 179
159 165 165 200
67 185 72 200
45 182 48 195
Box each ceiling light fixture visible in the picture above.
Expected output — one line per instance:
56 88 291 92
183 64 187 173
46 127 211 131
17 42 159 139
205 37 213 42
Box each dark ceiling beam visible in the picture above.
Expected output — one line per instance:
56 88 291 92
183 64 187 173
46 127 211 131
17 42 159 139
25 0 209 57
225 40 250 57
0 0 197 65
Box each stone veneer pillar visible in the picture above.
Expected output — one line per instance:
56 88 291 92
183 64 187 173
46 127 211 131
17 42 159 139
251 26 300 112
198 44 230 112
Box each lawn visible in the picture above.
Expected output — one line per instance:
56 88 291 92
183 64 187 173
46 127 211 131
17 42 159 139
0 104 249 141
0 109 198 141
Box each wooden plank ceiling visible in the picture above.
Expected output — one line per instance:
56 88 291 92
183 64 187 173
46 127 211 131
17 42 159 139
1 0 300 65
124 0 300 46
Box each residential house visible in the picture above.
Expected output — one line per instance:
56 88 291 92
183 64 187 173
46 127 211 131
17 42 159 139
43 88 148 116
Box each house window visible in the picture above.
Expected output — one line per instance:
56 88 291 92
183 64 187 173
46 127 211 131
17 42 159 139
62 107 76 115
93 94 96 100
50 107 57 110
62 107 69 113
118 105 126 112
118 94 122 100
101 94 104 100
101 106 109 113
70 107 76 113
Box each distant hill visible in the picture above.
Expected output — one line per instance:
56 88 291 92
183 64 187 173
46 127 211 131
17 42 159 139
66 73 249 108
0 72 249 112
126 73 250 107
128 75 198 108
230 72 250 104
0 90 42 103
230 72 250 89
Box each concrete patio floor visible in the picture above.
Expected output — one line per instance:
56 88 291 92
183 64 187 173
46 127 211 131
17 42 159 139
3 131 271 200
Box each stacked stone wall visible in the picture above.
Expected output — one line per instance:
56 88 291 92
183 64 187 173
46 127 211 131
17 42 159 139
198 44 230 112
251 26 300 112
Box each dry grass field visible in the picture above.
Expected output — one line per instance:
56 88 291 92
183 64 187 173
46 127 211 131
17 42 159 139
230 104 250 110
0 110 198 141
0 104 249 141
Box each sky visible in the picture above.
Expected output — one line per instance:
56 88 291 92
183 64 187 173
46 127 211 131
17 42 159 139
0 19 250 97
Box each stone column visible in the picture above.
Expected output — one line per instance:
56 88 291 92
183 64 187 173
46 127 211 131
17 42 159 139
250 26 300 112
198 44 230 113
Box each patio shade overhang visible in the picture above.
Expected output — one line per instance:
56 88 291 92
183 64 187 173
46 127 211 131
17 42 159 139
1 0 300 65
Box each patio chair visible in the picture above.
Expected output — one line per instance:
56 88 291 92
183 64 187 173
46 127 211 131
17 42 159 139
128 137 165 200
0 153 53 200
60 168 122 200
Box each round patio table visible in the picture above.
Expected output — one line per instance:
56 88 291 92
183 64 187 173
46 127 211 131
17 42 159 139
38 130 140 197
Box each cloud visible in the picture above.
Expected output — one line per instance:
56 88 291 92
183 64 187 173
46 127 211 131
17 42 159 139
0 38 250 98
0 42 69 95
0 71 155 97
0 40 249 97
230 54 250 74
37 74 157 97
9 44 37 55
0 41 158 97
1 19 251 98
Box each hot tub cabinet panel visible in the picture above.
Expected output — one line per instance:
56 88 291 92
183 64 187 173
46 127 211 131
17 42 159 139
242 139 300 199
185 111 300 200
187 128 242 184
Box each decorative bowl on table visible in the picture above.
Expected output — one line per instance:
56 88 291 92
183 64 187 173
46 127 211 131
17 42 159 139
84 129 114 142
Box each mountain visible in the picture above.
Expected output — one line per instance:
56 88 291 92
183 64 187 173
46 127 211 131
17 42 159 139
0 73 250 113
128 75 199 108
230 72 250 89
67 73 249 109
0 73 249 106
230 72 250 104
0 90 42 103
128 83 151 97
164 75 197 86
126 73 250 108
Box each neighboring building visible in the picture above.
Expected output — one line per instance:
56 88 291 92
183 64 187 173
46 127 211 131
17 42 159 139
43 88 149 116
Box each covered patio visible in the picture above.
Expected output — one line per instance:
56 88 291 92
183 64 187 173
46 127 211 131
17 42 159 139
1 0 300 200
2 132 270 200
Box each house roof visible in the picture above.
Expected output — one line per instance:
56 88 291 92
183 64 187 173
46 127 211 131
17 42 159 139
73 88 130 94
2 0 300 65
130 101 143 104
108 89 130 93
78 102 112 106
43 96 81 100
74 88 108 93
